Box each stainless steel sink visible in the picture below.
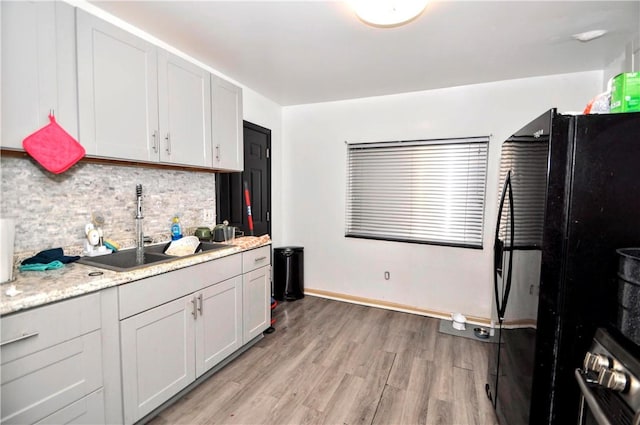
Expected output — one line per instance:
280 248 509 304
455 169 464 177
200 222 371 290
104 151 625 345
77 242 233 272
77 249 172 272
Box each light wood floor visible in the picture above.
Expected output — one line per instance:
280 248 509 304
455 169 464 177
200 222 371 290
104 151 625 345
149 296 498 425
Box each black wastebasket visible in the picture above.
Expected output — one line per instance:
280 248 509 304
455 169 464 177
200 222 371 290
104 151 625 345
273 246 304 301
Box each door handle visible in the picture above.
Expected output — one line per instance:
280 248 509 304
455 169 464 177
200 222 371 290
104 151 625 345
215 144 221 162
197 294 203 316
254 256 267 262
500 174 515 320
494 170 513 321
191 296 197 319
151 130 158 153
495 238 504 277
165 133 171 155
0 331 39 347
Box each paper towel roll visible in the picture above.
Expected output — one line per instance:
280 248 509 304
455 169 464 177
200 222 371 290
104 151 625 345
1 218 16 283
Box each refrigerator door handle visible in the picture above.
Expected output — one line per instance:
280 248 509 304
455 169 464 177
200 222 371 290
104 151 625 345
499 175 515 320
494 170 512 321
495 238 504 277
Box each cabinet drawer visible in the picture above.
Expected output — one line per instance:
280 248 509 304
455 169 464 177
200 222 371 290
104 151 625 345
1 330 103 424
0 293 101 363
242 246 271 273
36 388 105 425
118 253 242 319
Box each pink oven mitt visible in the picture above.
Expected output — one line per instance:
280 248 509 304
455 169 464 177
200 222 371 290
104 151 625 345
22 114 85 174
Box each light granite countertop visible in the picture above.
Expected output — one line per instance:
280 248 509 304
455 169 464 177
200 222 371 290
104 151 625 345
0 236 271 316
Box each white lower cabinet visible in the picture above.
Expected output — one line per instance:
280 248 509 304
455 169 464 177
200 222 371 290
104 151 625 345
196 276 243 375
243 265 272 343
36 389 105 425
119 275 243 424
117 248 271 424
0 293 104 425
120 295 196 424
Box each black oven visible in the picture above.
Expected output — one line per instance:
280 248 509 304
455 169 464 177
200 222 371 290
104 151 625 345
576 328 640 425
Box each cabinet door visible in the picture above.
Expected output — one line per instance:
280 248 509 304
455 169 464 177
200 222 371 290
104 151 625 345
242 265 271 343
195 276 242 376
77 10 159 161
211 76 243 171
1 1 78 149
120 296 195 424
1 331 103 425
158 50 212 167
36 389 105 425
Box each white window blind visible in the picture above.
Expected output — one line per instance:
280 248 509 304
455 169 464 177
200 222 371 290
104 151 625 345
346 137 489 248
497 138 549 248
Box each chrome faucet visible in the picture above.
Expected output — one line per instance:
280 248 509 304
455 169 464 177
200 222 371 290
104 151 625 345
135 184 144 260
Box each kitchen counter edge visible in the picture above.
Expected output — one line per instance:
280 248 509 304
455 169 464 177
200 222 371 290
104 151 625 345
0 239 272 316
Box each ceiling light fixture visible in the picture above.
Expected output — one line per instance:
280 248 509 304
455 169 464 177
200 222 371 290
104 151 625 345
572 29 608 42
348 0 429 28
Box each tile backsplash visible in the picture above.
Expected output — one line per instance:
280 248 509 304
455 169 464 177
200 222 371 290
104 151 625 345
1 156 217 256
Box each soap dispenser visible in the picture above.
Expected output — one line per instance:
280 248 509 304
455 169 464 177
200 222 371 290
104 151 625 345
170 216 183 240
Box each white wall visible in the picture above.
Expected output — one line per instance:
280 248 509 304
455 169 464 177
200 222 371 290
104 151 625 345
281 71 602 320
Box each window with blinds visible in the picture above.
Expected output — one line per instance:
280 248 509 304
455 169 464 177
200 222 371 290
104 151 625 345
497 138 549 249
345 137 489 248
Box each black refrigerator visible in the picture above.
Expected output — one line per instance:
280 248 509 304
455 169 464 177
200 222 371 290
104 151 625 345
486 109 640 425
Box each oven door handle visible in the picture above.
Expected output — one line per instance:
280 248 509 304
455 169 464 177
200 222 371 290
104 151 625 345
575 369 614 425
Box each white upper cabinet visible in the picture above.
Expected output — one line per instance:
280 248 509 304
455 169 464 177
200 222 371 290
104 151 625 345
1 1 78 150
77 10 159 161
76 11 213 167
212 76 244 171
158 51 212 167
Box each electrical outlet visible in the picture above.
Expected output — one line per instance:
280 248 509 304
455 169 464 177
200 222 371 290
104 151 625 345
203 209 214 224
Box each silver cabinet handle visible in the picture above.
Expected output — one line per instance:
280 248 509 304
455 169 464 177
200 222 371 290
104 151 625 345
191 297 197 319
165 133 171 155
151 130 158 153
197 294 203 316
0 331 39 347
254 256 267 262
215 144 221 162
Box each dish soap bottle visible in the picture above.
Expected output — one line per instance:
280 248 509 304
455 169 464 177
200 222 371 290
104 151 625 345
170 216 182 240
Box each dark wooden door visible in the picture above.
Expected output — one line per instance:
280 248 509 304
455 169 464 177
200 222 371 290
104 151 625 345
217 121 271 236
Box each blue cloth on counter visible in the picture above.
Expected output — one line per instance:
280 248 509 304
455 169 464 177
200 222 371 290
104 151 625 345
21 248 79 265
19 260 65 271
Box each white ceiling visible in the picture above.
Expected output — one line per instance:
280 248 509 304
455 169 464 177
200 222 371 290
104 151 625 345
90 1 640 106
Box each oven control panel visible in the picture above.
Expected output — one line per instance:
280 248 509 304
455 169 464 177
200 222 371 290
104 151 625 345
577 328 640 419
583 351 629 392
